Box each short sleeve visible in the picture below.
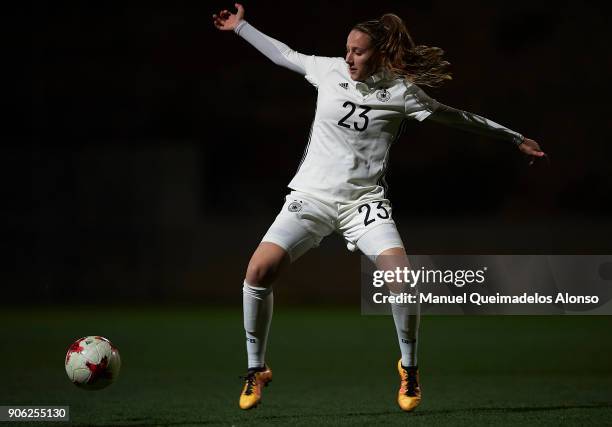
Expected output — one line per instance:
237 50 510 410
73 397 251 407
404 83 440 121
302 56 342 88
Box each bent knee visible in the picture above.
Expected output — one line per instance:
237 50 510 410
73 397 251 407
245 260 281 287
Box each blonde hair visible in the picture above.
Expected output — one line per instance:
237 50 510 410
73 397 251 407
353 13 452 87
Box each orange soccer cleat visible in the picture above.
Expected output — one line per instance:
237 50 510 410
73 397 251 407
239 365 273 410
397 360 421 412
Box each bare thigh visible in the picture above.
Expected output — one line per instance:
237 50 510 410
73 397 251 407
377 246 412 294
244 242 291 288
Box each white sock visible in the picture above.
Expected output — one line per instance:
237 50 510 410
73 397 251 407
390 291 420 367
243 281 274 369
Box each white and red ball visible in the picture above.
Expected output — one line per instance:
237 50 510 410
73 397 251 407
65 336 121 390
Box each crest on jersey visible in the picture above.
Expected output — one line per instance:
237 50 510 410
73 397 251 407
339 82 348 90
376 88 391 102
288 201 302 212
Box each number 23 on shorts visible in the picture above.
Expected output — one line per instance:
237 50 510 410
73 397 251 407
358 201 391 226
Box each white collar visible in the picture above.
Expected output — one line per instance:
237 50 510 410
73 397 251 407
351 69 394 95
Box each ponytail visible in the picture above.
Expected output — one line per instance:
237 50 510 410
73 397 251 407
354 14 452 87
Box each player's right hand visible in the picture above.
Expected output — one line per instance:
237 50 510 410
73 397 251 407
212 3 245 31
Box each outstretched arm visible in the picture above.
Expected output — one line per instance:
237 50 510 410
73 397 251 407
429 103 524 145
428 103 546 164
212 3 311 75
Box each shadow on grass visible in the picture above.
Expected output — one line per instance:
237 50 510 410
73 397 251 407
70 402 612 426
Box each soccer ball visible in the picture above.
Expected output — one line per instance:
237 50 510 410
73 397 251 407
65 336 121 390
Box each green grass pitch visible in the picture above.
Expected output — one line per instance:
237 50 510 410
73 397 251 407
1 307 611 426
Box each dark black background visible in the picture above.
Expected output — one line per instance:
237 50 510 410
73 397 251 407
7 1 611 303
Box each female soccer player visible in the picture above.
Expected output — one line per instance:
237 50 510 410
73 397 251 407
213 3 546 412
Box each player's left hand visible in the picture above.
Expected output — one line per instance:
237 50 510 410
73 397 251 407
518 137 547 166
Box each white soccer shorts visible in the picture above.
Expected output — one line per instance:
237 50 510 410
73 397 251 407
261 190 404 263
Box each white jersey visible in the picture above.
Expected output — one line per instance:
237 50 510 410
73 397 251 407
235 21 524 202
